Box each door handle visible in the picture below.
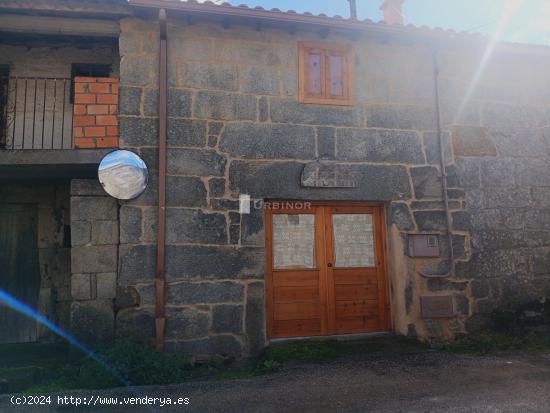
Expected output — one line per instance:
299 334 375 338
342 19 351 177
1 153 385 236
327 263 333 267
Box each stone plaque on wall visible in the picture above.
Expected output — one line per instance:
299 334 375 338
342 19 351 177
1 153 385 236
420 295 454 318
301 162 357 188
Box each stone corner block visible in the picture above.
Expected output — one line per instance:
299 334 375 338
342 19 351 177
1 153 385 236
71 221 91 247
71 197 118 222
71 273 92 300
91 220 119 245
452 125 496 157
72 245 117 274
166 307 210 339
96 272 117 299
212 305 243 334
389 202 415 231
70 300 114 343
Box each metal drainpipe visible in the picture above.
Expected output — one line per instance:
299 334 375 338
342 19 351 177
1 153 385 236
155 8 168 352
431 50 455 278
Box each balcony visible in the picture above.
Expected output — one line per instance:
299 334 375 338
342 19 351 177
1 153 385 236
1 77 73 150
0 76 119 151
0 76 119 180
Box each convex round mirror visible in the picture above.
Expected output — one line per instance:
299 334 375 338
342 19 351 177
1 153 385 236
98 150 148 200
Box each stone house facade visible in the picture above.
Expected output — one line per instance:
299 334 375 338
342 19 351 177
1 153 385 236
2 0 550 357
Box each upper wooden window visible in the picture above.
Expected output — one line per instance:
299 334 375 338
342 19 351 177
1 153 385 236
299 42 352 105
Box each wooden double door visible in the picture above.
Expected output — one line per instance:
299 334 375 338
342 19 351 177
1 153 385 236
266 204 390 339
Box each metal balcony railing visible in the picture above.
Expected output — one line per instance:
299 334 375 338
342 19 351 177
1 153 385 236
0 77 73 150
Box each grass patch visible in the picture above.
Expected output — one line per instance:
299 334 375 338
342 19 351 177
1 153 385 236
70 340 202 389
443 300 550 355
442 332 550 355
1 340 285 393
267 335 429 363
1 335 428 393
217 359 281 380
24 383 70 394
1 340 212 394
268 342 340 362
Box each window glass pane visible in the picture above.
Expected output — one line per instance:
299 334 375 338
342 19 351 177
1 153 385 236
307 53 322 95
333 214 375 268
329 55 344 96
273 214 315 269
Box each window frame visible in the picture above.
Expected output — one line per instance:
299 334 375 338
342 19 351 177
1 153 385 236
298 42 353 106
272 213 317 270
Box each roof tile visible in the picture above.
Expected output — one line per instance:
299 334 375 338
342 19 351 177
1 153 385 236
129 0 550 48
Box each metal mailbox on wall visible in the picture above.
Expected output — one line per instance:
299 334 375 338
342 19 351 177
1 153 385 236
407 234 440 257
420 296 454 318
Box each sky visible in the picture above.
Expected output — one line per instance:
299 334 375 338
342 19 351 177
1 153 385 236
206 0 550 45
100 150 147 170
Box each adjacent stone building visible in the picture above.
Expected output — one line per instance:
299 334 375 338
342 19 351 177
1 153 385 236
2 0 550 357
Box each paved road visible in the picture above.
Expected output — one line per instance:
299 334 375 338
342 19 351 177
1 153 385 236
2 350 550 412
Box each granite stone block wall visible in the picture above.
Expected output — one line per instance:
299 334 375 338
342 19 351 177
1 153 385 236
111 14 550 354
70 179 118 342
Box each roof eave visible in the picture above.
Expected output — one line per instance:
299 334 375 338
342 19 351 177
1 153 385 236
128 0 550 55
128 0 427 37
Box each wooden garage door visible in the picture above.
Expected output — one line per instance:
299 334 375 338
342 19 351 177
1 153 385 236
266 204 389 338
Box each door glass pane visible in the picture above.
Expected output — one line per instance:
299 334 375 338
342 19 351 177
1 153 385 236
333 214 375 268
273 214 315 269
307 52 322 95
329 54 344 96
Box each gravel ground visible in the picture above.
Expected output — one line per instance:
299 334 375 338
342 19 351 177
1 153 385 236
2 350 550 413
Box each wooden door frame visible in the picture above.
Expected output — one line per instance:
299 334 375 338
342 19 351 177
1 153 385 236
264 201 391 339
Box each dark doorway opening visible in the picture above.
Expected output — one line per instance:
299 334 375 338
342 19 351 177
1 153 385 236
70 63 111 103
0 203 41 343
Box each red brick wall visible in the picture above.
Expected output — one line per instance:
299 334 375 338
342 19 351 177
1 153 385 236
73 77 119 149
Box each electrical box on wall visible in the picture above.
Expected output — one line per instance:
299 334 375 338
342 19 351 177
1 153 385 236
407 234 440 257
